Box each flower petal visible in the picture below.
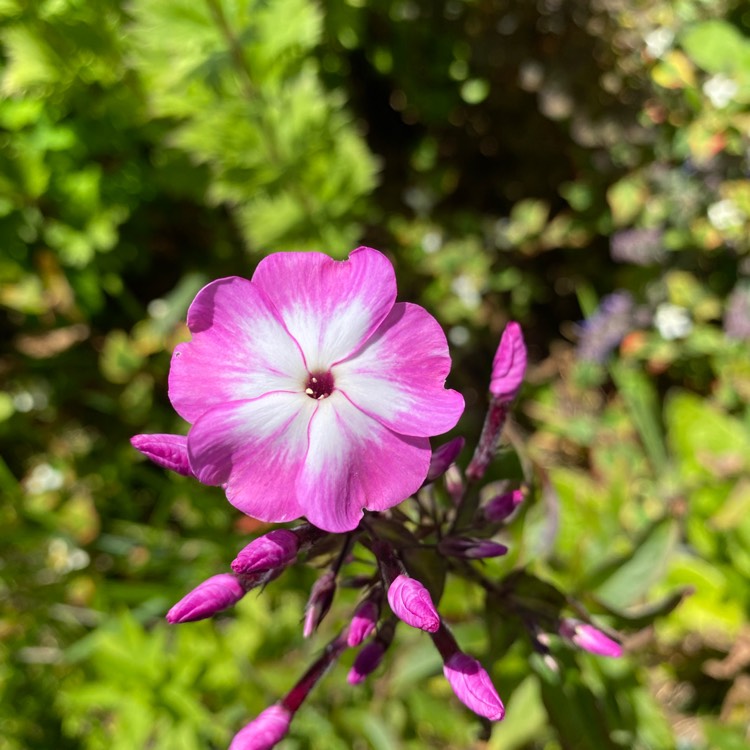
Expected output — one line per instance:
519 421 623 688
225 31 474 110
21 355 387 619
169 277 306 423
297 392 430 532
187 392 315 524
443 652 505 721
250 247 396 370
335 303 465 437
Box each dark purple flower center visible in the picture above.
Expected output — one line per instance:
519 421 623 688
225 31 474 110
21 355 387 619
305 371 335 400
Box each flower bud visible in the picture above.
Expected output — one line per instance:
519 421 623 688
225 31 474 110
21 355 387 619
347 599 380 647
426 437 465 482
483 488 525 522
303 570 336 638
442 652 505 721
347 641 385 685
130 433 193 476
231 529 299 575
229 704 292 750
166 573 245 624
559 619 623 658
437 537 509 560
387 575 440 633
444 464 464 503
489 322 526 402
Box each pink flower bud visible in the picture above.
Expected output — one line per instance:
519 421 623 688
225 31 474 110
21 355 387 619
489 322 526 402
347 599 379 647
231 529 299 575
229 704 292 750
560 619 623 658
130 433 193 476
303 571 336 638
483 488 525 522
347 641 385 685
387 575 440 633
426 437 465 482
443 652 505 721
437 537 509 559
166 573 245 623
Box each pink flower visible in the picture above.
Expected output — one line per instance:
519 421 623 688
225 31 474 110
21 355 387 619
166 573 245 623
347 599 380 647
231 529 299 575
489 321 526 402
560 619 623 658
168 248 464 532
443 652 505 721
229 704 292 750
347 641 385 685
130 433 193 476
387 574 440 632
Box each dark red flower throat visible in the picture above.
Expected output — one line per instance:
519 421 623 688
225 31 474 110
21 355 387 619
305 371 335 400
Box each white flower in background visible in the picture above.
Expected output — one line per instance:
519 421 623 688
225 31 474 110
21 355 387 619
708 199 745 231
654 303 692 341
703 74 738 109
422 230 443 254
644 28 674 59
26 463 64 494
451 275 481 309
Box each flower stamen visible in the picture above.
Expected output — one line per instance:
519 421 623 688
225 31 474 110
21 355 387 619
305 371 335 400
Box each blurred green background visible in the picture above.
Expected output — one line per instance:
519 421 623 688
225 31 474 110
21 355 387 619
2 0 750 748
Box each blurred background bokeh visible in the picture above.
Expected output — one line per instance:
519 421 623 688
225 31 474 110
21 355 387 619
2 0 750 748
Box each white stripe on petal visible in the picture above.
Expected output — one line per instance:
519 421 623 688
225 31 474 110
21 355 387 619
188 392 315 524
169 277 307 423
297 392 430 532
251 248 396 370
334 303 464 437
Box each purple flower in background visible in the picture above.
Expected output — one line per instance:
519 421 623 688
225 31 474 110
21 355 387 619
166 573 245 623
443 652 505 721
130 433 193 476
229 704 292 750
560 619 623 658
724 283 750 340
489 321 526 403
167 247 464 532
610 227 665 266
387 574 440 632
231 529 299 575
577 291 635 363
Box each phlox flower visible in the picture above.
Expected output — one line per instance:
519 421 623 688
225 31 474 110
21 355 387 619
168 247 464 532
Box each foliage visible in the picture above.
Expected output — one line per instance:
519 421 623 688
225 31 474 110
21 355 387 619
1 0 750 748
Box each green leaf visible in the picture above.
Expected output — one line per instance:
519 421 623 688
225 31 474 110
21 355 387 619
588 519 678 609
681 20 749 75
665 390 750 482
609 362 668 473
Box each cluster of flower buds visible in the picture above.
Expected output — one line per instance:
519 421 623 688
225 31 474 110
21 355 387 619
135 321 625 750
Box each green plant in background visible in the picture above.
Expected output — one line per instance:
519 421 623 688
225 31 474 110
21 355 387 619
2 0 750 748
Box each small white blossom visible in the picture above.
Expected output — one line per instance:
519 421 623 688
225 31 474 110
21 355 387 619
451 275 481 309
654 303 692 340
26 463 64 494
703 75 738 109
644 28 674 59
708 199 744 231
